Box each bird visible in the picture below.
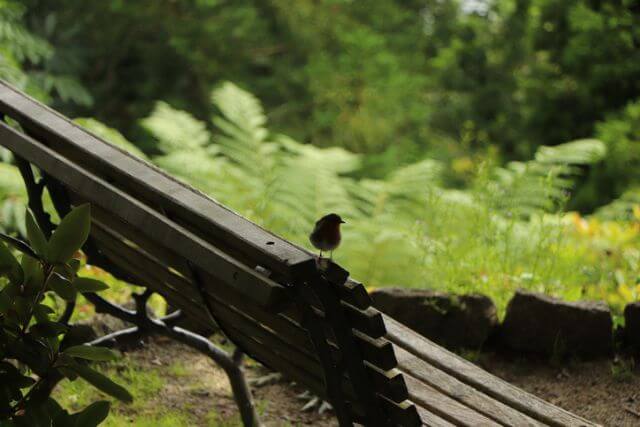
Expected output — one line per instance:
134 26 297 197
309 213 345 265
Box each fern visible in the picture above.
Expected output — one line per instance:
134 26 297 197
0 1 91 106
0 1 52 64
595 188 640 221
141 102 210 152
486 139 606 217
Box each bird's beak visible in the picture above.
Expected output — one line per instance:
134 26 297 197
340 220 346 224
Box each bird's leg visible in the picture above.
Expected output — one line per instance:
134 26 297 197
329 251 333 262
319 250 323 259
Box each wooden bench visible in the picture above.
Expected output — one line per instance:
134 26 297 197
0 81 597 426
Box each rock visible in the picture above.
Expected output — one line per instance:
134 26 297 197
624 302 640 350
370 287 498 349
500 289 612 357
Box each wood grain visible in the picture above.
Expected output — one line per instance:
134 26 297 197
385 315 598 427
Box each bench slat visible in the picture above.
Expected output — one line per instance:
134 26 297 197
384 315 597 427
396 347 545 426
405 376 500 427
416 407 456 427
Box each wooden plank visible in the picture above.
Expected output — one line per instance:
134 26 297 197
0 121 286 308
340 278 373 310
352 329 397 371
224 324 326 396
366 365 409 404
0 82 316 280
416 407 456 427
395 347 545 426
94 233 212 326
343 303 386 339
384 315 598 427
405 376 500 427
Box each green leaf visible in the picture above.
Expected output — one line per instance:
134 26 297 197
26 209 48 259
22 255 44 295
57 366 79 381
48 273 76 302
0 362 36 388
72 278 108 293
0 241 23 283
63 345 120 362
0 290 10 315
0 232 39 259
70 364 133 403
33 304 54 323
69 258 82 273
73 400 110 427
30 321 68 338
48 204 91 264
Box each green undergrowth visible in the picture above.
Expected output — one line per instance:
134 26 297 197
53 356 243 427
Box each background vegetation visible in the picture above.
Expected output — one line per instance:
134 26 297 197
1 0 639 315
1 1 639 424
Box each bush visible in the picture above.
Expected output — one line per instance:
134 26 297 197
0 204 131 426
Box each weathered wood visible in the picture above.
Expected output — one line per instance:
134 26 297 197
405 376 500 427
384 315 598 427
0 82 316 280
395 347 544 426
341 278 373 310
342 303 386 339
352 329 397 371
366 365 409 404
0 120 286 308
415 407 457 427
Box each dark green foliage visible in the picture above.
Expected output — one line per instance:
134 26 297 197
0 205 129 426
11 0 639 209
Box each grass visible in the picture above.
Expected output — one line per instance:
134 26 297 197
53 355 236 426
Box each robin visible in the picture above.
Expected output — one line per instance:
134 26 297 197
309 213 345 265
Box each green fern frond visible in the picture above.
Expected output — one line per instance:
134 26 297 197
595 188 640 221
487 139 606 216
535 139 606 165
141 101 210 152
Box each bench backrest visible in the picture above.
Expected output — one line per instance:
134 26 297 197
0 82 419 426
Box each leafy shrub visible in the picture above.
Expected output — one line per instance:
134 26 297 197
0 204 131 426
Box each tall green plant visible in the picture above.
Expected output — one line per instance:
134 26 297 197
0 204 131 426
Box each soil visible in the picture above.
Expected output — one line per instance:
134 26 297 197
477 352 640 427
117 336 640 426
119 336 337 426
